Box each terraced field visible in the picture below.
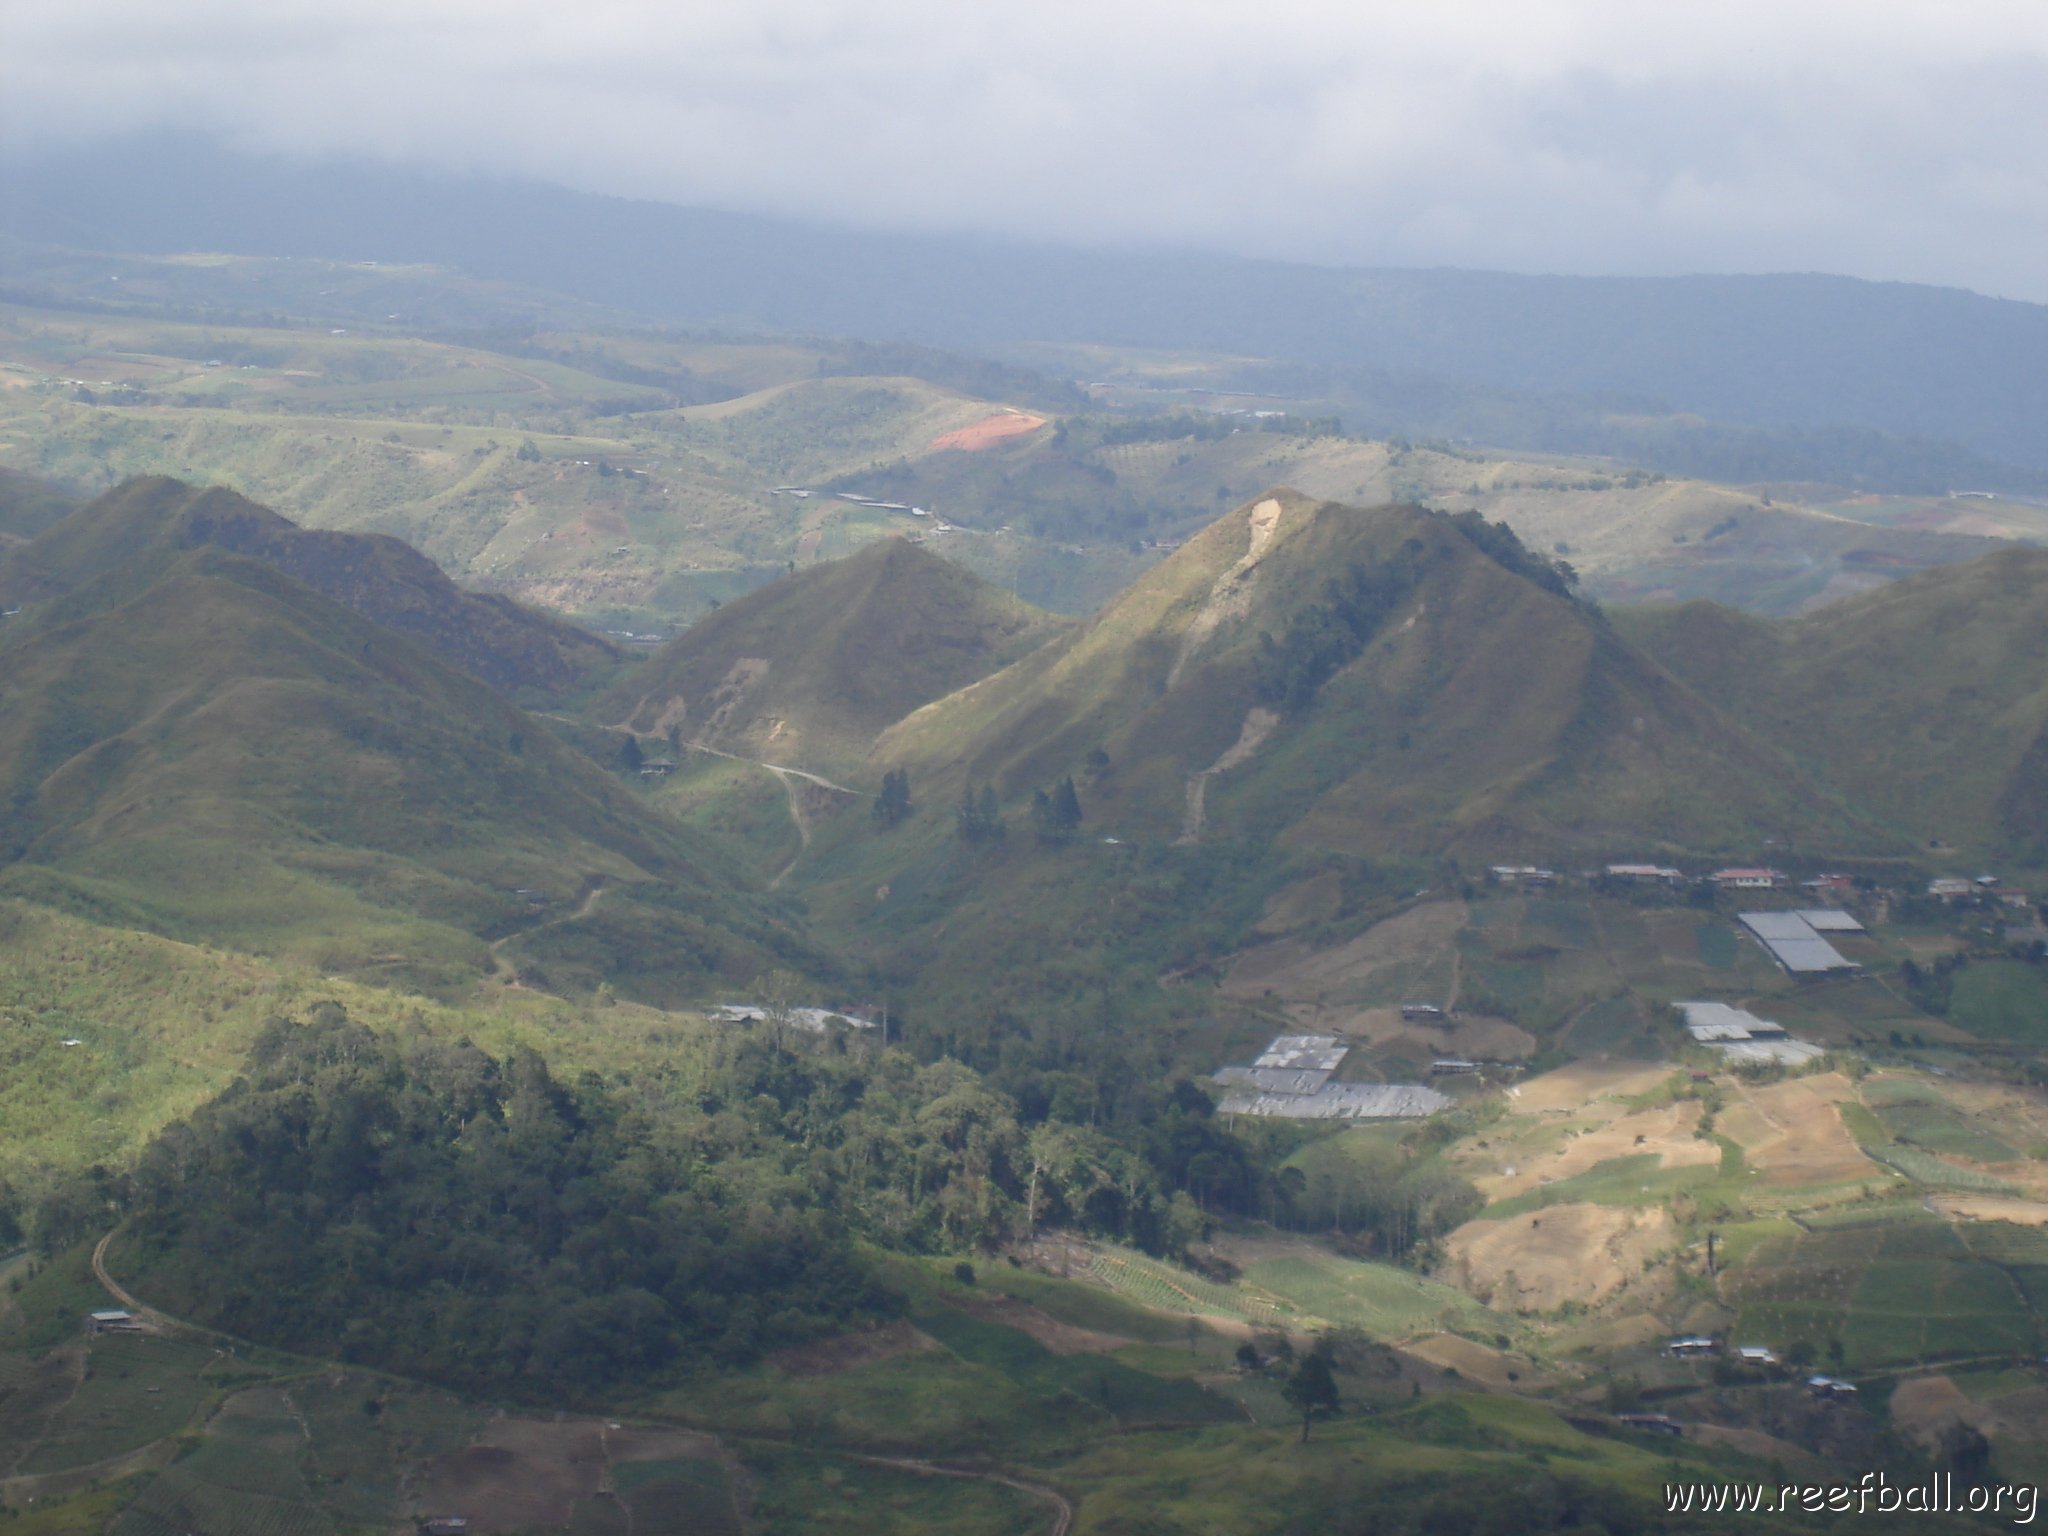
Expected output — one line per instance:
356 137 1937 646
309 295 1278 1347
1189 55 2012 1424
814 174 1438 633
1083 1246 1289 1326
1236 1253 1501 1338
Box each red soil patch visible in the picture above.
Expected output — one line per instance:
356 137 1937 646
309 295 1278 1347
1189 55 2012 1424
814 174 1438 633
930 412 1047 452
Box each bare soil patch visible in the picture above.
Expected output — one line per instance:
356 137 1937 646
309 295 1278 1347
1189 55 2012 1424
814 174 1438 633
929 412 1047 452
1402 1332 1537 1389
1475 1100 1715 1201
1890 1376 1992 1449
605 1425 726 1463
771 1319 939 1378
1323 1004 1536 1062
1509 1060 1673 1115
415 1418 607 1533
1930 1194 2048 1225
951 1295 1132 1355
1443 1202 1674 1313
1722 1074 1876 1189
1224 901 1466 1002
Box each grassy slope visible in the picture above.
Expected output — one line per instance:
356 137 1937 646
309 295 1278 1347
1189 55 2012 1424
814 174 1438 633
0 544 794 993
0 476 621 697
1617 546 2048 855
603 537 1068 777
872 492 1888 860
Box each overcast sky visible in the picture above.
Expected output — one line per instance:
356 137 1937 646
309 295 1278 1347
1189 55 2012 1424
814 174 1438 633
7 0 2048 301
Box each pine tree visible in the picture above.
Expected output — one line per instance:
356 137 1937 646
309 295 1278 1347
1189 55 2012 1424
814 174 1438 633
873 768 912 828
1053 776 1083 832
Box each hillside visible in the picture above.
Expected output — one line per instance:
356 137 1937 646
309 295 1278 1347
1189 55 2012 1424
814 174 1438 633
1617 546 2048 856
605 536 1067 777
0 477 619 696
873 491 1889 860
0 543 798 995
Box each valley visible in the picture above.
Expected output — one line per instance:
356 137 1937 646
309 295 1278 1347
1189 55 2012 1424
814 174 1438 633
5 270 2048 1532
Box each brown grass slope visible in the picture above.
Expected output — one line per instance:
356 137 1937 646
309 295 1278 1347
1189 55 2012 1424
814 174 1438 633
875 490 1891 859
603 536 1067 776
0 476 617 696
1616 545 2048 854
0 544 788 983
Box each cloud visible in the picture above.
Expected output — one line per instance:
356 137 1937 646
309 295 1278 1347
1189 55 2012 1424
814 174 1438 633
6 0 2048 298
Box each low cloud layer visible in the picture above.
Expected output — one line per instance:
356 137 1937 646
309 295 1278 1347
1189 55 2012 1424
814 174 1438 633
7 0 2048 300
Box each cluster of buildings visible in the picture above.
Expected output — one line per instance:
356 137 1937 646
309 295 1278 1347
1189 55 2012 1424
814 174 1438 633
1212 1034 1451 1120
1676 1002 1826 1066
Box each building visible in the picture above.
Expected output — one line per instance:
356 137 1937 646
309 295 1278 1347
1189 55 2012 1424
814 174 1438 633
1665 1336 1719 1358
1735 1345 1780 1366
1712 868 1784 889
1213 1033 1449 1120
422 1520 471 1536
1676 1001 1825 1065
86 1310 141 1335
1736 912 1860 975
639 759 675 778
1928 877 1975 900
1430 1058 1480 1076
1400 1002 1448 1022
1489 864 1556 886
1606 863 1684 883
1806 1376 1858 1401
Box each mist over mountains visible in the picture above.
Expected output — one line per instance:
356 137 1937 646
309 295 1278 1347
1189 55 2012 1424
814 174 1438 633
10 136 2048 490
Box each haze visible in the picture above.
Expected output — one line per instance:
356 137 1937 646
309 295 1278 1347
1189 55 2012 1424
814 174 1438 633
6 0 2048 301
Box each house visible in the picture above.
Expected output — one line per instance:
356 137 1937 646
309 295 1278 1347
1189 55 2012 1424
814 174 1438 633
1711 868 1783 889
1488 865 1557 886
1801 873 1855 896
1928 877 1974 900
639 760 675 778
1429 1059 1480 1076
1665 1336 1719 1358
422 1521 470 1536
1806 1375 1858 1401
86 1310 141 1335
1400 1002 1448 1023
1735 1345 1779 1366
1606 863 1684 883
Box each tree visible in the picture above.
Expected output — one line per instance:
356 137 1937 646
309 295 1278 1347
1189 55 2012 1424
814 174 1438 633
874 769 912 829
1282 1346 1340 1443
957 783 1005 844
1032 777 1083 844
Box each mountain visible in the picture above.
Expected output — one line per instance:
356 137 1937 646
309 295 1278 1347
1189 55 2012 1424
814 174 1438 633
12 136 2048 481
604 536 1067 777
1616 548 2048 857
0 542 798 995
872 490 1888 860
0 477 618 696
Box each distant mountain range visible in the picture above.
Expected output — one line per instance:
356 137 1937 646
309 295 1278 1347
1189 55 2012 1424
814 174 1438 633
9 135 2048 487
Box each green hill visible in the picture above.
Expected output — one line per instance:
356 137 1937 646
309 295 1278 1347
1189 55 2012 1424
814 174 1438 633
605 536 1067 778
874 490 1888 860
0 542 798 995
0 476 618 697
1617 545 2048 855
